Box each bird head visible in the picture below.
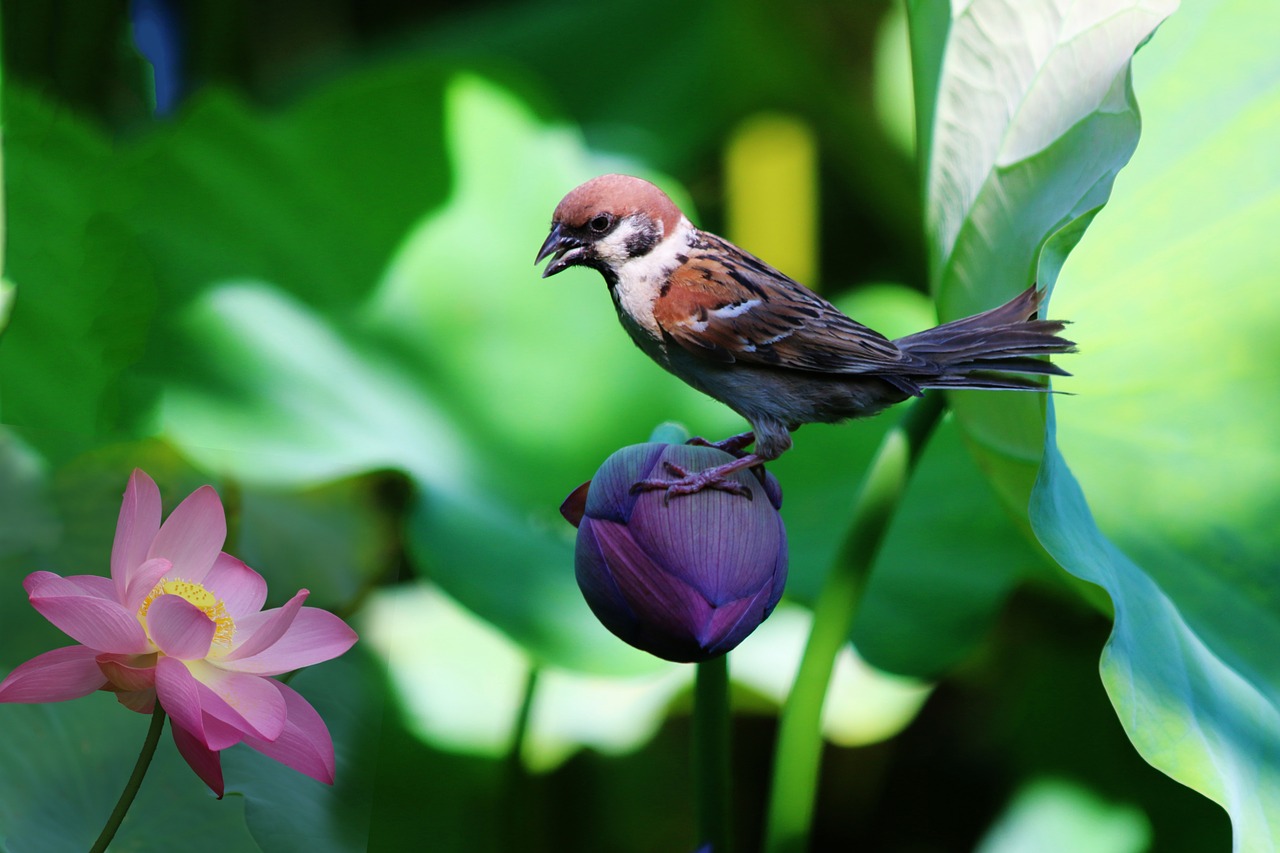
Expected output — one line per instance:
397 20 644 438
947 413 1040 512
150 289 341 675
535 174 684 279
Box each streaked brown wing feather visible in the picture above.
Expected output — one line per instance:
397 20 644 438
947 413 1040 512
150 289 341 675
652 236 919 374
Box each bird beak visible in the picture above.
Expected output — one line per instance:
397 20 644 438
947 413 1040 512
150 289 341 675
535 224 586 278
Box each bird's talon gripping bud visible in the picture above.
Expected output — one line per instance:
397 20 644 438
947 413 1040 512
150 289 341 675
687 432 756 458
663 461 693 478
630 460 755 502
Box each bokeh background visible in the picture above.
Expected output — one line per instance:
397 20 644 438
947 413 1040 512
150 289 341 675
2 0 1276 851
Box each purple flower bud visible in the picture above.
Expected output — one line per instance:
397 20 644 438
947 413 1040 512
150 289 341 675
564 443 788 663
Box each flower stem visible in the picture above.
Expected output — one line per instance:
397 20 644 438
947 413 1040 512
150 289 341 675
694 654 731 853
507 664 539 775
501 665 540 849
763 393 946 853
91 703 167 853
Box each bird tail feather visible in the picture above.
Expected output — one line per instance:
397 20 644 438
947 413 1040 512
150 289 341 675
894 285 1076 391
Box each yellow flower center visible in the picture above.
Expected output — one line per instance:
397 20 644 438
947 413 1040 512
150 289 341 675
139 578 236 649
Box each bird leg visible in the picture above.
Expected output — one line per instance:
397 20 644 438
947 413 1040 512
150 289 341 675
686 431 756 457
630 452 766 503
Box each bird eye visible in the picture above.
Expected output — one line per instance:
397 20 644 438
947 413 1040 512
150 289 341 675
588 214 613 233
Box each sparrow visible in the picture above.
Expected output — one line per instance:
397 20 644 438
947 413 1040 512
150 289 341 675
535 174 1075 499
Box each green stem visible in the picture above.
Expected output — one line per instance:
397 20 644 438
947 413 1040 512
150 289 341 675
508 664 539 775
694 654 731 853
763 393 946 853
91 703 167 853
501 665 540 849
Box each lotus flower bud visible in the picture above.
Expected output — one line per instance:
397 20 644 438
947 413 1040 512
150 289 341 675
562 443 788 663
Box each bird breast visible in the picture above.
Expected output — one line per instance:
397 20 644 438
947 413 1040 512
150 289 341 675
608 218 697 341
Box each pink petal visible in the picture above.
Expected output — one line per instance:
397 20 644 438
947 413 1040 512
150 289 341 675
242 680 335 785
171 719 224 798
96 652 157 692
202 553 267 619
187 659 286 742
156 656 207 745
26 572 151 654
0 646 106 703
37 573 117 601
123 558 173 612
223 589 308 662
112 469 162 598
147 595 215 660
114 690 156 713
201 710 248 751
221 608 357 676
154 662 247 750
147 485 226 582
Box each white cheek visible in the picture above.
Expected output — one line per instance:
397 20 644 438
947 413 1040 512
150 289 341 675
594 221 643 264
619 218 691 282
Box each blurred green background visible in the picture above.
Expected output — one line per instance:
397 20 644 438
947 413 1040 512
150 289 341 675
3 0 1276 850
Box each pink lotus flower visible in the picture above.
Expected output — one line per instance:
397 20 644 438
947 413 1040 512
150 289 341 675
0 469 358 797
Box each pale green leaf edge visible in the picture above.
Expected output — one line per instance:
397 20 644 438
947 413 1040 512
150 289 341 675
1033 405 1280 850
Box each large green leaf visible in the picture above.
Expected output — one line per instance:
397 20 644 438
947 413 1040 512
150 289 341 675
225 653 381 853
1032 0 1280 843
234 476 400 612
917 0 1177 508
1034 411 1280 849
855 0 1174 680
0 280 12 338
0 694 259 852
0 661 374 852
0 93 157 459
914 0 1280 843
851 413 1047 676
975 778 1151 853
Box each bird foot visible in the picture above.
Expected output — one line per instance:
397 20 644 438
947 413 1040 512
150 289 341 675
630 461 754 503
686 431 756 458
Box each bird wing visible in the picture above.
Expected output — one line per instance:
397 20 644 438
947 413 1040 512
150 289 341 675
651 235 922 375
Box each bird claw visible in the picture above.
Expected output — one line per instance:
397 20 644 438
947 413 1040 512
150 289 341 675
630 461 754 504
686 432 756 458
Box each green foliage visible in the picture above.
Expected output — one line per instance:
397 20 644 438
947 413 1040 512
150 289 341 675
0 0 1275 849
224 654 382 852
1032 0 1280 842
0 695 259 852
906 0 1280 845
152 74 711 674
975 778 1152 853
0 281 12 336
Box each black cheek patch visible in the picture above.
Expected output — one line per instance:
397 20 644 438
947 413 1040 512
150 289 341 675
624 223 660 257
